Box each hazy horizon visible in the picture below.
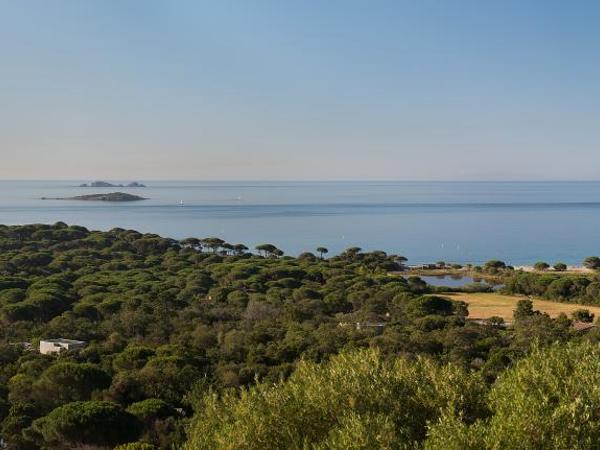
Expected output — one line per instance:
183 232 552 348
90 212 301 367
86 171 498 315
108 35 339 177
2 1 599 180
8 178 600 183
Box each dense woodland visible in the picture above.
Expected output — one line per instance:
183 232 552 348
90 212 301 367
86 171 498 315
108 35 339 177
0 223 599 449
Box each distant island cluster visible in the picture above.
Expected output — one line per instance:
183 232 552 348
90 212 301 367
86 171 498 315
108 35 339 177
41 192 147 202
79 181 146 188
39 181 149 202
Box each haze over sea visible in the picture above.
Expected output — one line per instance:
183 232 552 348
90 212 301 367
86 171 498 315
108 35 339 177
1 180 599 265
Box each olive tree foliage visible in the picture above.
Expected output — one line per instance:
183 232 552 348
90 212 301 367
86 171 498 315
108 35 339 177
184 349 487 450
425 342 600 450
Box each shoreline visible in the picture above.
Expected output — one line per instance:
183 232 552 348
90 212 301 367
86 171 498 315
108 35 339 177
513 265 593 274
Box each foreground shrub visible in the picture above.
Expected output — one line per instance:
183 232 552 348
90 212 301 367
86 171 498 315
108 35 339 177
426 342 600 449
184 348 486 450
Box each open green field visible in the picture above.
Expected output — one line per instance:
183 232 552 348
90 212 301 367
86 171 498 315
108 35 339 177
445 292 600 321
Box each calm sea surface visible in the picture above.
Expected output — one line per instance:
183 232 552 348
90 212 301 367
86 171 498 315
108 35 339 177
1 180 599 265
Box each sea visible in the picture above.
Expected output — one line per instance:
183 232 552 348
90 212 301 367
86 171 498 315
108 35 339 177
1 180 600 266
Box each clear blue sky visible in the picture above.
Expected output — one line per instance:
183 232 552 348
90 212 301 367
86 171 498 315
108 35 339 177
1 1 599 180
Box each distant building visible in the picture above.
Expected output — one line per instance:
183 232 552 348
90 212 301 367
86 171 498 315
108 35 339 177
39 338 86 355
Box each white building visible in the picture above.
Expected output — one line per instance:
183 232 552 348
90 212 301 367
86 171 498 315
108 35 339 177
39 338 86 355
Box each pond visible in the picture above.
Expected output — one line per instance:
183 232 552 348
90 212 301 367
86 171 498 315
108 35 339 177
419 275 497 289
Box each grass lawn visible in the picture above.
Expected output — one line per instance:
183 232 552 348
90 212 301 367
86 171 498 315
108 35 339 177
444 292 600 321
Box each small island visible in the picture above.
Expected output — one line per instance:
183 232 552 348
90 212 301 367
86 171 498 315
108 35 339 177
41 192 147 202
79 181 146 188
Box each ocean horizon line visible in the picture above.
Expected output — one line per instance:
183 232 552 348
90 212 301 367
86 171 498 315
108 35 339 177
4 178 600 184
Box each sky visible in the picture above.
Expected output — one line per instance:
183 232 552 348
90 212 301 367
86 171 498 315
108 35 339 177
0 0 599 180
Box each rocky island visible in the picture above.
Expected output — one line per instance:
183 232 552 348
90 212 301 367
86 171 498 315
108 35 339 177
41 192 147 202
79 181 146 188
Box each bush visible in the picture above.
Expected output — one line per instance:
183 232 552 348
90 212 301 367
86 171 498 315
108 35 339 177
483 260 506 273
426 342 600 449
572 309 595 323
545 276 590 301
184 349 486 450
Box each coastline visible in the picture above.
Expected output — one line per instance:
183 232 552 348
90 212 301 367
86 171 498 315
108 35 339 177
514 265 593 274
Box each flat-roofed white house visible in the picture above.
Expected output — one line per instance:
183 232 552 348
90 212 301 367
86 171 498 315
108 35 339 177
39 338 86 355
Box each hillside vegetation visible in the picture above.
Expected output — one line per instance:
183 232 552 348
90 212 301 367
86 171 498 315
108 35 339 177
0 223 597 449
186 343 600 450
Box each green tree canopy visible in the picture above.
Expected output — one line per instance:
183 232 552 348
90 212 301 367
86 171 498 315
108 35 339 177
513 299 535 320
553 262 568 272
34 362 111 410
426 342 600 450
583 256 600 270
316 247 329 259
126 398 176 422
31 401 139 448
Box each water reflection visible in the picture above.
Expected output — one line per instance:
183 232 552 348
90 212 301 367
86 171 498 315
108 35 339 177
420 275 496 289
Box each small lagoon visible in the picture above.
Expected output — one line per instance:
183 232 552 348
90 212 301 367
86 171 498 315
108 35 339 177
420 275 494 289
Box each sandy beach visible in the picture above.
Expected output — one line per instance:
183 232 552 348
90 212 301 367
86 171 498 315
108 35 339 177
514 265 594 274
